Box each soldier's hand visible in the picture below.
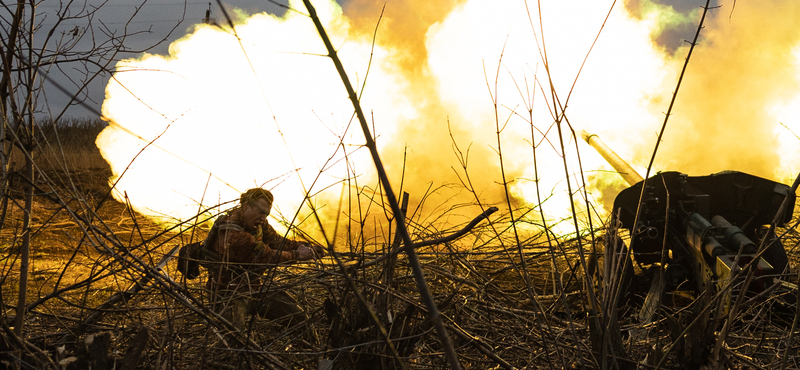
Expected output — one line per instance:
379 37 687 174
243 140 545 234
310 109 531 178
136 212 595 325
296 245 314 261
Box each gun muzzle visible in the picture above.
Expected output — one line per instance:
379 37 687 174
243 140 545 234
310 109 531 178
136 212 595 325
581 130 644 186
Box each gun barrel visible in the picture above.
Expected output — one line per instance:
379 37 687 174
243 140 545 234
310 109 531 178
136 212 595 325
581 130 644 186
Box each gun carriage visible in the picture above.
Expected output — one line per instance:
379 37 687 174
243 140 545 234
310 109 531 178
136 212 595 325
582 131 795 299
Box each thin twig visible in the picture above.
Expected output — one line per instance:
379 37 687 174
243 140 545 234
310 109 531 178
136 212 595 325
300 1 462 368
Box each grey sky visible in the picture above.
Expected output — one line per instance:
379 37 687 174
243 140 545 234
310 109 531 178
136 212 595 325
23 1 319 118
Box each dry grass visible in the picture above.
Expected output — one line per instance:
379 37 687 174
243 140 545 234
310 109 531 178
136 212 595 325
1 118 799 370
6 118 109 174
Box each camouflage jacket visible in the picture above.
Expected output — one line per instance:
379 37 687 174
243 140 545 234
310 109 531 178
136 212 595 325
203 207 304 295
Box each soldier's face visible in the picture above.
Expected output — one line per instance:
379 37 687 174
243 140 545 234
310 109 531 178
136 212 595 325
242 198 272 230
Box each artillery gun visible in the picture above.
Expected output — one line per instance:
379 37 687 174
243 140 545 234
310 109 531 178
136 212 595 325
582 130 795 301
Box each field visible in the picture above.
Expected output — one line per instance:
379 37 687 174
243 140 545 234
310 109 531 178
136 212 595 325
3 0 800 368
0 118 798 370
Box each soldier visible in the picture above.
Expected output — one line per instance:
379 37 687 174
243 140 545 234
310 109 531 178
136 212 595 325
202 188 323 330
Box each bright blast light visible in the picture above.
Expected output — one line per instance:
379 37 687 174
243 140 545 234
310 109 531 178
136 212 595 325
98 0 800 240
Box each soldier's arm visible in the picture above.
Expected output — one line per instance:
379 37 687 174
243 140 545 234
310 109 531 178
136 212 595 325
262 224 306 252
219 227 297 264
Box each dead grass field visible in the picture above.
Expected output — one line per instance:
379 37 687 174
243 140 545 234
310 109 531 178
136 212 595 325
1 118 799 370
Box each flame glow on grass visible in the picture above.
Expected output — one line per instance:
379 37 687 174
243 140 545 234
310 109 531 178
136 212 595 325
97 0 800 241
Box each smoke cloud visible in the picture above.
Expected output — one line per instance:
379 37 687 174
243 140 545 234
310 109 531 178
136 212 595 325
637 0 800 181
624 0 705 54
96 0 800 241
